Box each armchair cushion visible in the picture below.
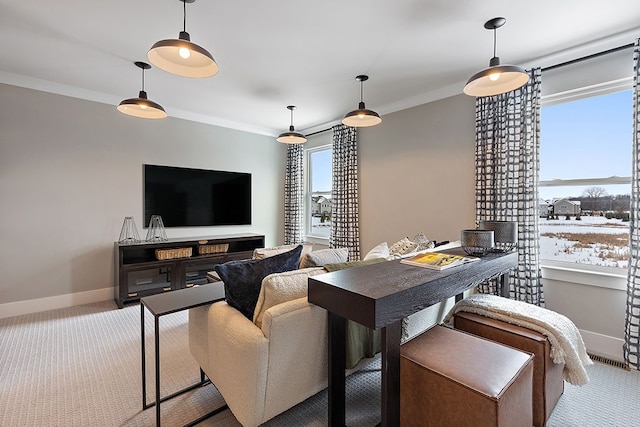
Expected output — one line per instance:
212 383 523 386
253 267 326 328
215 245 303 320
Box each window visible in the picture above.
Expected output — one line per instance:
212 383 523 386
305 145 332 241
539 89 632 269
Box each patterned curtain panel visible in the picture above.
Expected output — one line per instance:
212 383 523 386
283 143 304 245
625 39 640 370
330 124 360 261
475 68 544 306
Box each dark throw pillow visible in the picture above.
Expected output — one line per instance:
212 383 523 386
215 245 303 320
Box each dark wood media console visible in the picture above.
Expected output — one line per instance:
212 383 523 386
114 233 264 308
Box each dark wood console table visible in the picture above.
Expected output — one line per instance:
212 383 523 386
308 248 518 427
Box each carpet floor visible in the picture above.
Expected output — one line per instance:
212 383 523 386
1 300 639 426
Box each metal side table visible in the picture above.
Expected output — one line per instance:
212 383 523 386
141 282 227 426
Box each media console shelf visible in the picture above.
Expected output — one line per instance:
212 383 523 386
114 233 265 308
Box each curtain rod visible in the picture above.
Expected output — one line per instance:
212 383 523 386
306 126 333 137
541 43 635 72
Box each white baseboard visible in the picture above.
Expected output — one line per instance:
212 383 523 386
580 328 625 362
0 288 113 319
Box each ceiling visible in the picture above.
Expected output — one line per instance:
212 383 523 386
1 0 639 137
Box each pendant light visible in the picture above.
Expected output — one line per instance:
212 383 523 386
342 75 382 127
463 17 529 97
147 0 218 78
117 61 167 119
276 106 307 144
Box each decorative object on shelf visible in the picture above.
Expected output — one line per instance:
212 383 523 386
155 247 192 260
276 105 307 144
148 0 218 78
118 216 141 244
463 17 529 97
198 243 229 255
479 220 518 252
146 215 168 242
117 61 167 119
461 229 495 256
342 75 382 127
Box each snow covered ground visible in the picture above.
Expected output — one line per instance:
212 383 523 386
310 216 331 238
539 215 629 268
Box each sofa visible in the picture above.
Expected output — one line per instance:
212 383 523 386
189 240 460 427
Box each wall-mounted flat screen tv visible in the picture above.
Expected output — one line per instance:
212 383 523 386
144 164 252 227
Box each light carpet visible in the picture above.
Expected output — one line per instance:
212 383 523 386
0 300 638 426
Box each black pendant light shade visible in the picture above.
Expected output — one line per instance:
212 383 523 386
463 17 529 97
342 75 382 127
117 62 167 119
147 0 218 78
277 106 307 144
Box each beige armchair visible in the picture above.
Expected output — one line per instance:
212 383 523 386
189 267 329 427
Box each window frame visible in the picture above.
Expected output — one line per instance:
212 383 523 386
304 143 332 244
539 78 632 276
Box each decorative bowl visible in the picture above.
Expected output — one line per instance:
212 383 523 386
461 229 495 256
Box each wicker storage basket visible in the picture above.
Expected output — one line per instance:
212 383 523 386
198 243 229 255
155 247 192 260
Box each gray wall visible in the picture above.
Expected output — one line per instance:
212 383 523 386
0 83 625 360
0 83 284 306
359 94 477 254
0 84 476 311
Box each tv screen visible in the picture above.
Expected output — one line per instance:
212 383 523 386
143 164 252 227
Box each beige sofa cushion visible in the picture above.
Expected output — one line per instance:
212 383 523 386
299 247 349 269
253 267 326 328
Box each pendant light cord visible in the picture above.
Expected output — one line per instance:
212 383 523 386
493 27 497 58
360 80 364 102
141 68 145 91
183 0 187 32
290 108 294 127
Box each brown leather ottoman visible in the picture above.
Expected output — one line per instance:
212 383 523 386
400 325 534 427
453 311 564 427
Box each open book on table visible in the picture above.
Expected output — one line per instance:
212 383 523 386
400 251 479 271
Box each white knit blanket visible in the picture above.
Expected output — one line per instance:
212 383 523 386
444 294 593 386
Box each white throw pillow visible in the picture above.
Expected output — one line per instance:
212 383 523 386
363 242 390 261
253 267 326 328
299 247 349 269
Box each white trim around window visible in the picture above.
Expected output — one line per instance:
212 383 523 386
304 144 332 244
540 259 627 291
539 75 632 277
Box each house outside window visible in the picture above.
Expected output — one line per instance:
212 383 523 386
539 89 631 270
305 144 332 242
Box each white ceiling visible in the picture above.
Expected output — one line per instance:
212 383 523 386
1 0 639 136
